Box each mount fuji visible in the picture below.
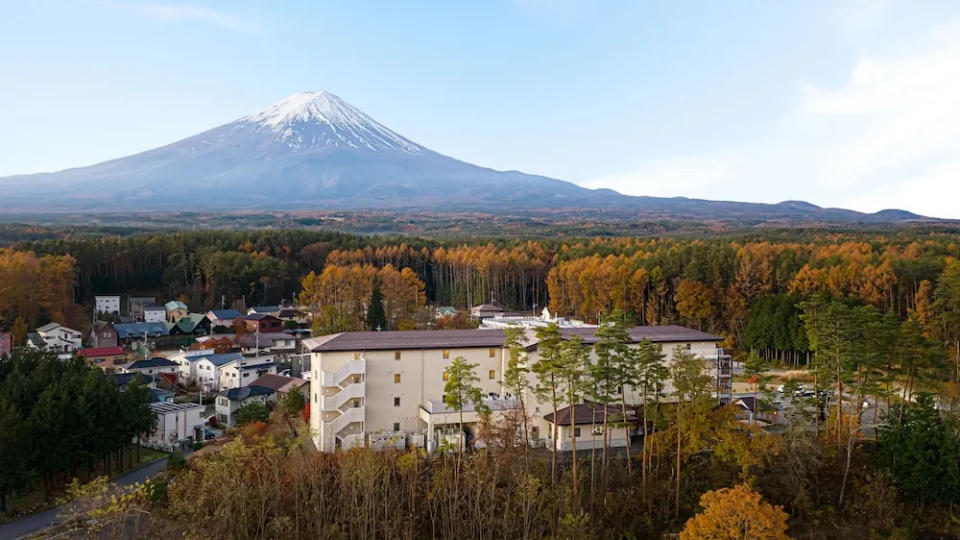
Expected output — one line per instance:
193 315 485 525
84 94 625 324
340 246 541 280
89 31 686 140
0 92 928 221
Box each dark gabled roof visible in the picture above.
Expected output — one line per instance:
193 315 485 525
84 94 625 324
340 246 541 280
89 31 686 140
126 357 178 369
209 309 243 320
544 403 635 425
144 302 166 310
249 373 301 391
221 384 275 400
26 333 43 347
310 325 722 352
111 372 156 386
277 309 300 319
249 305 280 313
245 312 279 321
239 361 275 371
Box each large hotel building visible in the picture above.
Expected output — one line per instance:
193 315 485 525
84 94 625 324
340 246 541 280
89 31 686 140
304 325 731 453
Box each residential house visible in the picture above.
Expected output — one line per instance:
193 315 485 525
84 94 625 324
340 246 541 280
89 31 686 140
276 307 303 323
193 352 271 390
249 373 309 402
469 303 505 319
89 322 119 348
219 358 277 390
146 402 205 450
78 346 127 368
113 322 170 344
247 305 281 316
34 323 82 352
242 313 284 333
0 332 11 357
207 309 243 330
128 296 157 321
542 403 634 452
305 325 726 453
94 295 121 319
194 332 298 358
122 357 180 379
165 301 189 323
215 385 275 427
143 303 167 323
170 313 209 336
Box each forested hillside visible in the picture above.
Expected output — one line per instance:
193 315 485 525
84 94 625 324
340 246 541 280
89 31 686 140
4 229 960 364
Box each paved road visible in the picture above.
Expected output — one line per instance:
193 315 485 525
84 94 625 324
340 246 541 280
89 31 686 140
0 456 170 540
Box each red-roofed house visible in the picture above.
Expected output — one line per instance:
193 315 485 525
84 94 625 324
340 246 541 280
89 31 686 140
78 346 127 368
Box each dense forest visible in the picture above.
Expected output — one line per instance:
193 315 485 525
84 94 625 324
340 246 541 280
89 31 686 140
4 227 960 365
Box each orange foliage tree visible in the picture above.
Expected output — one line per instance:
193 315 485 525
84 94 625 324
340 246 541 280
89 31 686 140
680 483 790 540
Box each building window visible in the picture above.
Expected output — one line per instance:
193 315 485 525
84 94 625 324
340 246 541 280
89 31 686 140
394 351 401 360
489 348 496 357
393 422 401 432
394 397 401 407
573 427 581 438
443 349 450 359
489 369 496 380
394 373 401 384
616 385 623 394
442 371 449 381
593 426 603 436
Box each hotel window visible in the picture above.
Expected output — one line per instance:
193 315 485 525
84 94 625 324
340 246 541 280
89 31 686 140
394 373 401 384
394 397 401 407
393 422 401 432
442 371 449 381
489 369 496 380
443 349 450 359
394 351 401 360
489 348 496 357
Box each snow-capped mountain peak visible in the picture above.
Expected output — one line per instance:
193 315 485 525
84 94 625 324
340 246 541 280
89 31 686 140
240 91 422 153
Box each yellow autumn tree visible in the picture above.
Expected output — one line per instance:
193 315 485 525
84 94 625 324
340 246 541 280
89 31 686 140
680 483 790 540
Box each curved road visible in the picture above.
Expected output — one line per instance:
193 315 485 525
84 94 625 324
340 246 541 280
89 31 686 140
0 456 170 540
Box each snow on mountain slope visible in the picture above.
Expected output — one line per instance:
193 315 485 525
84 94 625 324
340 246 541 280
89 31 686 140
240 92 423 153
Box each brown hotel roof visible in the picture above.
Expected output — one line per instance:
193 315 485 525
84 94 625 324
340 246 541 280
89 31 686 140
310 325 721 352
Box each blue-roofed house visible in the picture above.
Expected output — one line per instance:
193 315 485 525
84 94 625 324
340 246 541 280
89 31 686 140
114 322 170 341
194 351 244 390
149 387 176 404
207 309 243 331
215 384 276 426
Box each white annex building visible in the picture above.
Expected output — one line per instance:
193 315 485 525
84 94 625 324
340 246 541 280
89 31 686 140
305 325 730 453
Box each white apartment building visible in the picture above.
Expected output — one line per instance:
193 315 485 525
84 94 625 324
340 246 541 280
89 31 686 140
95 295 121 317
305 325 728 453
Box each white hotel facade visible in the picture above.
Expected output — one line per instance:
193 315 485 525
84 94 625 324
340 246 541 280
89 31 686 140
305 325 730 453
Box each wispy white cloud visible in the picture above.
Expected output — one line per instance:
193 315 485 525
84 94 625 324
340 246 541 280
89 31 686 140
141 4 253 31
584 17 960 218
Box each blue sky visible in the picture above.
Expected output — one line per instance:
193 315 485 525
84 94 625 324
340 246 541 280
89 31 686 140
2 1 959 217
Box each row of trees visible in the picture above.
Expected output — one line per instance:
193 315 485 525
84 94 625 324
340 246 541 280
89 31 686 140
0 248 83 329
0 348 155 513
298 263 426 332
